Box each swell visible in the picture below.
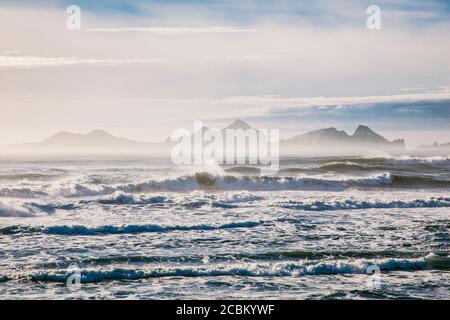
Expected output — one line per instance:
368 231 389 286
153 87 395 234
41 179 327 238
93 194 450 210
389 175 450 188
0 220 266 236
2 171 449 200
0 173 53 181
385 156 450 165
274 197 450 211
279 156 450 166
3 171 450 199
201 172 395 190
279 162 383 174
36 250 435 269
0 172 395 197
9 254 449 283
224 166 261 174
109 172 448 191
279 157 450 174
95 193 168 205
320 156 450 166
1 194 448 217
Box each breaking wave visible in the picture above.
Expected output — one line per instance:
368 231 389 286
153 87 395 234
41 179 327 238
0 200 45 217
0 220 266 236
314 162 374 171
386 156 450 165
46 172 395 195
274 197 450 211
18 254 450 283
2 193 448 217
100 191 263 206
0 187 47 198
96 192 168 205
36 250 433 268
0 199 78 217
2 169 449 199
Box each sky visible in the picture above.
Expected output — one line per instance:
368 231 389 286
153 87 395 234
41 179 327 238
0 0 449 148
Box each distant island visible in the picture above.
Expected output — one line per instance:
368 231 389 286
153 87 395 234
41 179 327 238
417 142 450 151
281 124 405 155
0 121 410 156
414 142 450 156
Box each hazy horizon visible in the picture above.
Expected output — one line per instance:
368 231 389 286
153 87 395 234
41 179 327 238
0 121 448 150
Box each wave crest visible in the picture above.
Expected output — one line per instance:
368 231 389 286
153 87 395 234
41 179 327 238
21 254 450 283
275 197 450 211
1 220 266 235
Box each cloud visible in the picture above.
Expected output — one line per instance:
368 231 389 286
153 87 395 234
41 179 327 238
228 98 450 137
0 55 166 69
88 26 259 34
202 90 450 115
64 91 450 127
399 87 429 92
0 1 449 146
223 55 280 62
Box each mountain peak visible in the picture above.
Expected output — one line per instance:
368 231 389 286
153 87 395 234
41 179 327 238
87 130 113 137
353 125 376 136
351 125 390 144
224 120 252 130
49 130 74 137
309 127 349 138
317 127 339 133
283 124 404 152
42 130 82 144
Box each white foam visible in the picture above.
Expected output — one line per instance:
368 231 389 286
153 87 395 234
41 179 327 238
275 196 450 211
28 220 266 235
97 191 168 205
0 200 36 217
23 254 449 283
2 172 393 198
363 150 392 159
386 156 450 165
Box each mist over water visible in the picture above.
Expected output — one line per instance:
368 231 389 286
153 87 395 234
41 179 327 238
0 154 449 299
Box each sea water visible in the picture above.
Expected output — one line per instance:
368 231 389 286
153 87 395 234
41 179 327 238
0 155 449 299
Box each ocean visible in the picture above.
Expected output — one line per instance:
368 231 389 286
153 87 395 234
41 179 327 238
0 155 449 299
